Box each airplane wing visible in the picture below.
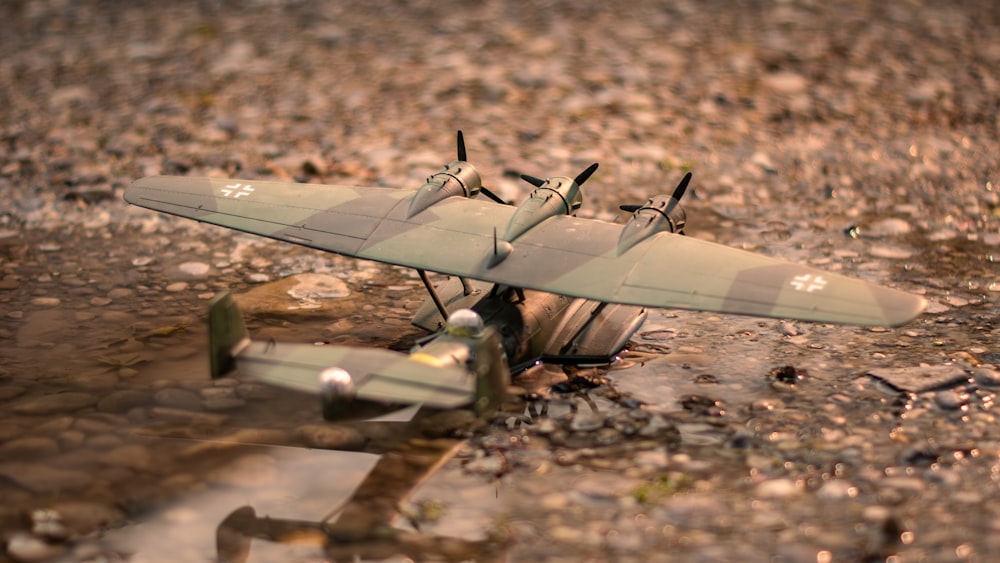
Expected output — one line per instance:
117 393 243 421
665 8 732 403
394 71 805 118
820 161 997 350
234 340 475 408
475 219 927 327
126 176 925 326
125 176 425 256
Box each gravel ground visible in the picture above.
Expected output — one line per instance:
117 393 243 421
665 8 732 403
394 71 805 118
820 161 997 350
1 0 999 561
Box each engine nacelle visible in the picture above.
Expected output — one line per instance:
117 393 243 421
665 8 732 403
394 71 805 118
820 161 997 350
407 160 483 218
501 176 582 242
617 194 686 255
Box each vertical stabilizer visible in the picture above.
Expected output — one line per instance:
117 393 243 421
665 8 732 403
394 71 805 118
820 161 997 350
207 292 251 379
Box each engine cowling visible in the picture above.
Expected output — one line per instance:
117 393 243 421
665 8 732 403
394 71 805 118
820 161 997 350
406 160 483 218
616 194 686 255
501 176 582 242
616 172 691 255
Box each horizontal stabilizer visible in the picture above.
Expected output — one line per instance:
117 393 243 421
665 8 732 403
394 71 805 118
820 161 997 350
234 340 475 409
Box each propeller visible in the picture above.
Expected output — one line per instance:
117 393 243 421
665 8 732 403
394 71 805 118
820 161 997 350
619 171 692 213
455 130 507 205
519 173 545 188
519 162 600 189
480 187 507 204
573 162 599 187
456 130 467 162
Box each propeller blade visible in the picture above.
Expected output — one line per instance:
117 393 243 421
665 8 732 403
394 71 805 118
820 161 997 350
520 174 545 188
618 172 693 215
456 130 467 162
573 162 599 187
672 172 692 201
480 186 508 205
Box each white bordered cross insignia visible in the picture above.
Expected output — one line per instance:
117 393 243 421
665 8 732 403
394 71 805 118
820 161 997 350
221 183 254 198
790 273 827 292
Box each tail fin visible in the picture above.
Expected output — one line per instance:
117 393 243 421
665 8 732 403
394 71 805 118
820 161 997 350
207 292 251 379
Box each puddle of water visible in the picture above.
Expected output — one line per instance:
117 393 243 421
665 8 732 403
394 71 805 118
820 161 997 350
103 441 380 562
609 309 777 410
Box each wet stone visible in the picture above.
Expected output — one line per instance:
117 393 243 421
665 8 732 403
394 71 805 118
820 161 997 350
777 322 800 336
153 387 203 411
96 390 152 413
85 433 125 450
868 245 914 259
0 436 60 460
756 478 802 499
0 464 93 493
72 416 119 434
11 392 98 415
107 288 134 300
0 424 23 442
37 416 75 434
67 371 118 390
934 388 969 410
171 261 211 280
867 218 913 237
56 430 86 450
235 273 354 317
103 444 152 470
286 273 350 300
867 365 969 393
165 281 188 292
202 397 247 411
817 479 859 500
5 532 66 562
463 452 509 476
0 385 27 401
972 367 1000 387
569 410 604 432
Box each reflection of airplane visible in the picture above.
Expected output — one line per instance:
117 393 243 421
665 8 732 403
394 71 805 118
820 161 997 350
215 437 506 563
126 132 926 415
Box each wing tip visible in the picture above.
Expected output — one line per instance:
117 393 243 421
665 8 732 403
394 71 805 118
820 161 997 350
876 287 929 327
123 176 164 205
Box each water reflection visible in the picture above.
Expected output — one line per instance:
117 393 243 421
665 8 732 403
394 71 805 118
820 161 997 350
104 442 380 561
101 428 505 562
212 437 505 562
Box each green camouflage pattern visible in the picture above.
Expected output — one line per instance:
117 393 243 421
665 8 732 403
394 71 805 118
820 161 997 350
207 292 486 410
128 173 926 327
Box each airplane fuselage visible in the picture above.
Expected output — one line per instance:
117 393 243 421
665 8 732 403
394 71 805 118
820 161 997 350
411 277 647 371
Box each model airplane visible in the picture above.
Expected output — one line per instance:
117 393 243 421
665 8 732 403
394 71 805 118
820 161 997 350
125 132 926 417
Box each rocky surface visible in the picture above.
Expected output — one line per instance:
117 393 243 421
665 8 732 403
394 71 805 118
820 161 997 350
1 0 999 561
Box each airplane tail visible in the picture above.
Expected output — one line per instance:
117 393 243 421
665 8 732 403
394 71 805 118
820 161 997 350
207 292 251 379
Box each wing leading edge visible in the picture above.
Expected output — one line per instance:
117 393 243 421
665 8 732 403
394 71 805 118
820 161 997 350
126 176 926 326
